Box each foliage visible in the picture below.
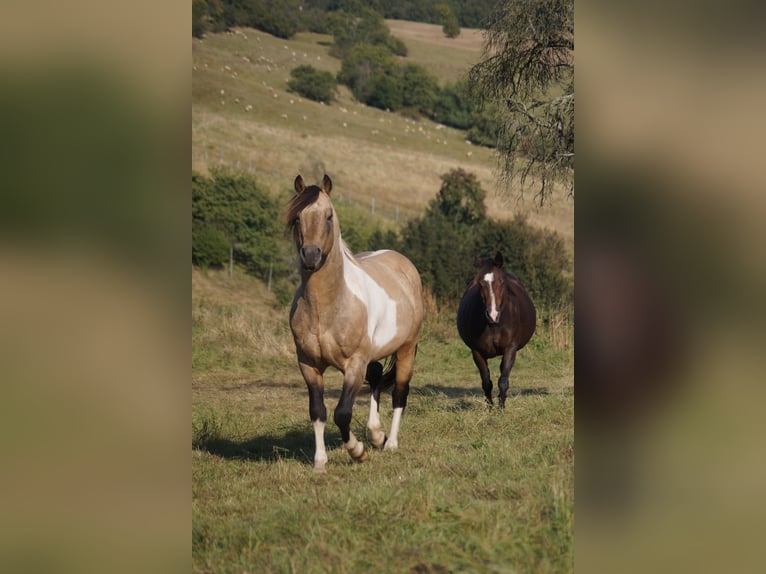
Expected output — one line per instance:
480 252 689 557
374 0 497 28
325 4 407 59
286 65 337 103
432 168 486 224
399 169 571 307
469 0 574 204
191 169 288 281
432 79 474 129
192 0 226 38
337 45 440 116
192 221 230 268
337 43 399 104
220 0 302 39
466 102 501 148
400 63 440 116
436 3 461 38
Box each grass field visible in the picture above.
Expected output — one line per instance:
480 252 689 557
192 268 573 573
193 20 573 574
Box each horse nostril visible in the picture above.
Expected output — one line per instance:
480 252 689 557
300 245 322 268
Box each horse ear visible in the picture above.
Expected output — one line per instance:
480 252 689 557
474 255 482 268
322 174 332 194
494 252 504 268
294 175 305 195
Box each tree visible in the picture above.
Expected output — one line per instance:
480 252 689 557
191 170 285 279
435 4 460 38
469 0 574 205
400 64 439 116
337 43 399 103
287 65 337 103
432 168 487 225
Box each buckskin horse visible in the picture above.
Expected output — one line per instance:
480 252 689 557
457 252 536 408
287 174 424 472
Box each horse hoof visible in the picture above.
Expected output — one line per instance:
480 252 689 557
383 440 398 452
355 448 368 463
313 465 326 474
370 430 386 449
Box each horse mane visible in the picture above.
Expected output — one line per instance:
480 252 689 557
286 185 323 231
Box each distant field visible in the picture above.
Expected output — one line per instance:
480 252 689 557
191 24 573 247
385 19 485 84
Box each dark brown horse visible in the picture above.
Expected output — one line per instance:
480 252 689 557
287 174 424 472
457 252 536 408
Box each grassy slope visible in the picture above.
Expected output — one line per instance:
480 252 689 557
193 21 573 574
191 24 573 247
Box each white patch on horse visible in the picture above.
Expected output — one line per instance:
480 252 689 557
483 272 499 322
313 420 328 472
342 244 398 351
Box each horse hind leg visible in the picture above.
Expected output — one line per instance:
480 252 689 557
385 345 417 452
365 361 387 449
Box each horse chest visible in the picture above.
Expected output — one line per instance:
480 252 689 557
476 326 512 357
291 300 366 364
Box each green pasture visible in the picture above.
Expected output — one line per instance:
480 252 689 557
192 268 573 573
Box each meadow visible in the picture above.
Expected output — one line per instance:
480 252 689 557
193 19 573 574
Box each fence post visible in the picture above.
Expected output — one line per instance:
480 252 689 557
267 261 273 291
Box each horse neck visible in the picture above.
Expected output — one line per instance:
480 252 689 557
300 235 349 309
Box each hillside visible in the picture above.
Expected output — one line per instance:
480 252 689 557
191 23 573 247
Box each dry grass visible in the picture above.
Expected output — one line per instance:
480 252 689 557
191 25 574 249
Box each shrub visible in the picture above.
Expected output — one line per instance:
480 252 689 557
337 44 399 103
191 169 288 281
287 65 337 103
192 222 230 268
222 0 301 39
399 169 571 308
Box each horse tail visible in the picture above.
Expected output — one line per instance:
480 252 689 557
365 354 397 394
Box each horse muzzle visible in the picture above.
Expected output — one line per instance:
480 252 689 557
485 309 501 325
300 245 323 271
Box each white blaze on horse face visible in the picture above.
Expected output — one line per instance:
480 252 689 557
342 247 398 352
483 272 499 322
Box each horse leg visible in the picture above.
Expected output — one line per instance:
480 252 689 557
385 344 416 452
365 361 386 449
299 362 327 473
497 347 518 409
334 359 368 463
472 350 493 406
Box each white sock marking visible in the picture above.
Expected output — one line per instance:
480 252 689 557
384 407 404 451
367 392 386 447
313 420 327 471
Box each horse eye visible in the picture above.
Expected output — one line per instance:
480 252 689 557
326 212 333 222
